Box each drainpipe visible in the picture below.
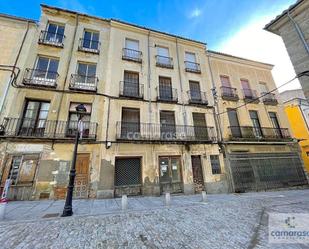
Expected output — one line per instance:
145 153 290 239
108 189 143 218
52 13 79 149
0 21 31 114
287 11 309 55
147 30 152 123
207 51 223 142
175 38 188 126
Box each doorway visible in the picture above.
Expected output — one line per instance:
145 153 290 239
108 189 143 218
191 156 205 192
73 153 90 199
159 156 182 194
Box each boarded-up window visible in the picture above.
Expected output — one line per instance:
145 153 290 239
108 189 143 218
210 155 221 174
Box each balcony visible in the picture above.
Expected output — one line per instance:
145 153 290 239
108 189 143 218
262 93 278 105
156 55 173 69
122 48 142 63
78 38 100 54
116 122 216 142
187 90 208 105
119 81 144 99
228 126 292 141
156 85 178 103
23 68 58 88
220 86 239 101
38 30 65 47
69 74 98 92
242 89 259 103
0 118 97 140
184 61 201 73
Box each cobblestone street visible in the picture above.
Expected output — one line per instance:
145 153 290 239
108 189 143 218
1 189 309 249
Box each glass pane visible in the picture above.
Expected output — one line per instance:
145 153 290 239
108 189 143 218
77 64 87 76
36 57 49 71
84 31 92 40
46 59 59 80
87 64 96 77
159 158 170 183
126 39 139 50
47 23 57 33
185 52 196 62
171 158 181 182
92 32 99 42
57 26 64 35
157 47 169 57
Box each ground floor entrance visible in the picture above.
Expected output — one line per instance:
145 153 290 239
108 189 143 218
73 153 90 199
191 155 204 192
159 156 183 194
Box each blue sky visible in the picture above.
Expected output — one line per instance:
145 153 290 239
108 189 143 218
0 0 301 91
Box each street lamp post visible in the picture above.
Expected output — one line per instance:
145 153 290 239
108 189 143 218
61 103 87 217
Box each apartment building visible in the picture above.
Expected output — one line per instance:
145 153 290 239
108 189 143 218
265 0 309 100
0 5 307 200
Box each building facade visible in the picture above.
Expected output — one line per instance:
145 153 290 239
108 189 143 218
0 5 307 200
265 0 309 100
280 89 309 172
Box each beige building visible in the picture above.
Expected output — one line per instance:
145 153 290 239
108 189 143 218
265 0 309 100
0 5 307 200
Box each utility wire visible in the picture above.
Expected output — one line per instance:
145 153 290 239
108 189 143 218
216 70 309 116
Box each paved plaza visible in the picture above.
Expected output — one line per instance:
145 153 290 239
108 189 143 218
1 189 309 248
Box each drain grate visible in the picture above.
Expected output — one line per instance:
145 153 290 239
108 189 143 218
42 213 59 218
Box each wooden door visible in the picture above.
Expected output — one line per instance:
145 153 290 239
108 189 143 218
191 156 204 192
74 154 90 199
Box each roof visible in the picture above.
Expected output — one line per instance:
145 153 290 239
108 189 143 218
207 50 274 67
264 0 305 31
40 4 206 46
0 13 37 24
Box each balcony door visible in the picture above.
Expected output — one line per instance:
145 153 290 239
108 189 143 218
20 100 50 136
249 111 263 138
269 112 282 138
160 111 176 140
241 79 252 98
121 108 140 139
46 23 65 43
227 109 241 138
192 113 208 140
220 75 233 96
185 52 198 70
189 81 202 101
76 63 97 86
124 38 140 59
124 71 139 97
67 103 91 138
32 57 59 85
82 30 99 50
159 77 172 100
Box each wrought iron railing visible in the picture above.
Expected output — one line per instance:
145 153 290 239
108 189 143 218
122 48 142 62
242 89 258 100
228 126 291 141
78 38 100 53
119 81 144 99
38 30 65 47
0 118 97 140
184 61 201 73
69 74 98 92
157 85 178 102
262 93 278 105
116 122 216 142
220 86 238 100
156 55 173 68
23 68 58 87
187 90 208 105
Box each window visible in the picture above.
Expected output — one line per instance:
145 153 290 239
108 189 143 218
220 75 235 96
67 103 92 137
125 38 139 51
159 156 182 183
227 109 241 138
189 81 201 100
123 71 139 97
20 100 50 136
157 46 169 57
306 152 309 157
192 113 208 139
259 82 269 94
7 156 22 185
159 77 173 100
249 110 262 137
121 108 140 138
32 56 59 83
185 52 196 63
122 38 142 62
160 111 176 139
45 23 65 43
185 52 199 71
210 155 221 174
269 112 282 137
156 46 172 67
241 79 252 98
220 75 231 88
82 30 99 50
76 62 97 84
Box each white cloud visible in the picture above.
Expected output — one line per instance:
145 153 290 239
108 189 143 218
188 8 202 19
216 15 301 92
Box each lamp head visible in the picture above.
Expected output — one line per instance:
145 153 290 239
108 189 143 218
75 103 87 120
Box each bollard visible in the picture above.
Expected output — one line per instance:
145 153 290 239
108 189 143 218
201 191 207 202
121 195 128 210
165 192 171 206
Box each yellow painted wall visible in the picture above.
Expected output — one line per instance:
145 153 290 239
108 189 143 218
284 105 309 172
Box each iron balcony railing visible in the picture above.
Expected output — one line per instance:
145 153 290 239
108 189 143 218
262 92 278 105
156 55 173 69
23 68 59 87
157 85 178 102
78 38 100 53
38 30 65 47
122 48 142 63
187 90 208 105
0 118 97 140
119 81 144 99
69 74 98 92
242 89 259 103
228 126 291 141
220 86 239 101
184 61 201 73
116 122 216 142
